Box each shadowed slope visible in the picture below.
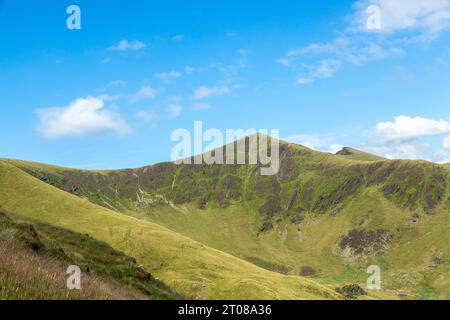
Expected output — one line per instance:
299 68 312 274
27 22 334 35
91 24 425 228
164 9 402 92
0 208 181 300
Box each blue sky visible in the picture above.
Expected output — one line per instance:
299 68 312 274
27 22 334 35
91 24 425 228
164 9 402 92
1 0 450 168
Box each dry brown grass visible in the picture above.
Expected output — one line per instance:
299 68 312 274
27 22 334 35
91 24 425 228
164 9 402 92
0 233 145 300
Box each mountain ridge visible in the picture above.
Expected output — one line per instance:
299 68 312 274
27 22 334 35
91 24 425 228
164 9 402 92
1 136 449 299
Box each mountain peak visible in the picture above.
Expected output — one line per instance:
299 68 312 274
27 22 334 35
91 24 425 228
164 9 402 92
335 147 385 162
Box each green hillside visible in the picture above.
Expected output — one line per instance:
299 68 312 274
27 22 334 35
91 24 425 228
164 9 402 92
0 159 339 300
1 137 449 299
0 208 180 300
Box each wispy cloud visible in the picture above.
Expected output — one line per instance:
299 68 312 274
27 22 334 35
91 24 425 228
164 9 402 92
167 104 183 117
276 58 290 66
194 86 230 99
137 111 158 122
36 97 129 139
172 34 185 42
129 86 157 103
277 0 450 84
110 40 147 51
108 80 127 87
192 102 211 110
284 37 402 66
155 70 182 81
297 59 341 85
315 58 342 74
280 36 403 84
238 49 251 56
96 93 121 102
286 134 344 153
185 66 195 74
296 78 313 85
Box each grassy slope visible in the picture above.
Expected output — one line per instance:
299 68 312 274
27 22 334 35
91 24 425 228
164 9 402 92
0 217 147 300
0 160 339 300
0 209 181 300
0 242 139 300
101 188 450 299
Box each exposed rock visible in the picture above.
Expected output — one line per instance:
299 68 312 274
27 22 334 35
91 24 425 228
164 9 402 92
257 222 273 236
291 215 303 225
336 147 353 156
431 252 445 268
258 196 282 218
299 266 316 277
335 284 367 299
410 212 420 224
339 229 392 258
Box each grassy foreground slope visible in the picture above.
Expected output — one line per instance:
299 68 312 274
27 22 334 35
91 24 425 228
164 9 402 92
6 138 449 299
0 160 339 300
0 209 180 300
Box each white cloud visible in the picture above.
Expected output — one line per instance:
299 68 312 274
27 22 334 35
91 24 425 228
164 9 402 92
286 134 343 153
194 86 230 99
375 115 450 141
368 139 431 160
167 104 182 117
172 34 184 42
155 70 182 81
352 0 450 36
36 97 129 139
110 40 146 51
365 115 450 162
129 86 157 103
444 135 450 150
192 102 211 110
276 58 290 66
